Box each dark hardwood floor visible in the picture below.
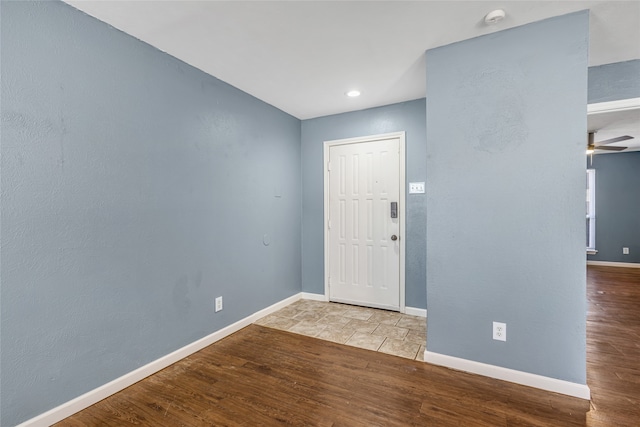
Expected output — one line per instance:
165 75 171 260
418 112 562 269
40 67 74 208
58 266 639 426
585 266 640 426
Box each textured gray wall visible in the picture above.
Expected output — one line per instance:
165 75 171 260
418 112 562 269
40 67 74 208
0 2 301 425
301 100 427 309
425 11 589 383
588 59 640 103
587 152 640 263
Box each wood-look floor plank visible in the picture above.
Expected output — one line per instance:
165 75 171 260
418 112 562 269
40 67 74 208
57 266 640 426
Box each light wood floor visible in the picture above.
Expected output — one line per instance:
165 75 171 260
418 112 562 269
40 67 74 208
58 266 639 426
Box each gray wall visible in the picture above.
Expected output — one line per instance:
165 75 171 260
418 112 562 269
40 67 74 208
0 2 301 425
588 59 640 103
587 152 640 263
587 59 640 264
301 100 427 309
425 11 589 384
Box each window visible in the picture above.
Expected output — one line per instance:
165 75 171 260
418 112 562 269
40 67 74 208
586 169 596 252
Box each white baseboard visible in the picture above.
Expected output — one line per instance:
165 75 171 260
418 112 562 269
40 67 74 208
301 292 328 301
18 293 303 427
587 260 640 268
405 307 427 318
424 350 590 400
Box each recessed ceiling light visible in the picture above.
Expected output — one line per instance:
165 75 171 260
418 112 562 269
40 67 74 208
484 9 506 25
346 90 361 97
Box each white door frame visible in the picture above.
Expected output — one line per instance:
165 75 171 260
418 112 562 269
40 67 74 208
323 131 406 313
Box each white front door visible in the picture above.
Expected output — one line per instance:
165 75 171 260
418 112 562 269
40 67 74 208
327 136 401 311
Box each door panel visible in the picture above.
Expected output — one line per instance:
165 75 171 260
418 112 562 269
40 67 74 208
328 138 400 310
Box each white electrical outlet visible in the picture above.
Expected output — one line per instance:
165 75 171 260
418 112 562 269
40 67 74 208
215 296 223 312
623 247 630 255
493 322 506 341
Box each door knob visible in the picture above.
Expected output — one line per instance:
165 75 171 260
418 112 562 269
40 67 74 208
391 235 398 241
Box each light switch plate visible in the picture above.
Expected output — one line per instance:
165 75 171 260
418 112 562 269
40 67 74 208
409 182 425 194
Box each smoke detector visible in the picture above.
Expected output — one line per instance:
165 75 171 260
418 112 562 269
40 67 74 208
485 9 506 25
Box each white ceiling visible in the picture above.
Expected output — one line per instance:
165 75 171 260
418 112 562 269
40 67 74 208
63 1 640 121
588 102 640 152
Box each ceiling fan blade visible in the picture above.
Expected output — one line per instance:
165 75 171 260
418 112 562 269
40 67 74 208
595 135 634 146
595 145 627 151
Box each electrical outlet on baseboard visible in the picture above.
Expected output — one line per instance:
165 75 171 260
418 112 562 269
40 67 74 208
215 296 223 312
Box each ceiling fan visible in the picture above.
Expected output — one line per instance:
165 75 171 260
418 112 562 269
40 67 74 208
587 132 633 154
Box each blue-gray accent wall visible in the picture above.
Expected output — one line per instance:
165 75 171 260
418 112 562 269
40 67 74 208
587 152 640 264
301 100 427 309
588 59 640 103
0 2 301 425
425 11 589 384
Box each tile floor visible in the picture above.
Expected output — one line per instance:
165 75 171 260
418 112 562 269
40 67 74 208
254 299 427 361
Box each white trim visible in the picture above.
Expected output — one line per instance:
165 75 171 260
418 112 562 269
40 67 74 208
424 351 591 400
587 260 640 268
405 307 427 318
323 132 407 313
17 293 302 427
301 292 328 301
398 135 406 314
586 169 595 251
587 97 640 114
